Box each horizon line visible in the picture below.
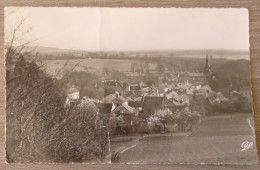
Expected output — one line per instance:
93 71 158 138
26 45 249 52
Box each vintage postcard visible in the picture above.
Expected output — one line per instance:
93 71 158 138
4 7 258 164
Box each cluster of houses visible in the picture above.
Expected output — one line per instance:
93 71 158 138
64 54 252 135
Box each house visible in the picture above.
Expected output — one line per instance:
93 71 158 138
162 98 187 111
128 95 144 114
216 92 227 101
111 102 135 127
165 91 178 99
177 72 187 83
121 82 130 90
103 93 126 103
103 79 121 86
103 93 127 111
141 86 150 93
121 89 143 100
215 88 229 98
199 84 211 94
112 102 134 115
111 95 126 109
187 72 205 84
133 96 143 102
173 94 190 105
64 87 80 107
206 91 227 104
132 90 143 97
162 98 175 108
139 81 148 88
150 84 160 96
129 84 141 91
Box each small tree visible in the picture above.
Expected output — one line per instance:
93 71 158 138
147 108 201 133
174 108 201 131
147 108 173 133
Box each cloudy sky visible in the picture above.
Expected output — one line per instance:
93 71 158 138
5 7 249 51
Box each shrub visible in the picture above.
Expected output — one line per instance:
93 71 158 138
147 108 201 133
211 100 235 114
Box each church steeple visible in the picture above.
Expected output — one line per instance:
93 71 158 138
204 50 211 83
204 50 211 74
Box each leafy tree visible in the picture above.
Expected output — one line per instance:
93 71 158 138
142 73 158 86
6 56 109 163
147 108 173 132
189 92 207 117
147 108 200 133
209 59 251 91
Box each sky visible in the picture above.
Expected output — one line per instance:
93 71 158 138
4 7 249 51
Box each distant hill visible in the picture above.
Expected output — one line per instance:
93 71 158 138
19 46 83 54
20 46 250 60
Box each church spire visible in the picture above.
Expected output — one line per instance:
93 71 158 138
204 50 210 73
204 49 211 84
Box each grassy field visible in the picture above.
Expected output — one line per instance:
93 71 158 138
41 59 156 76
119 116 258 164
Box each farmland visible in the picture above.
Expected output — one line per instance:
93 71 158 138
41 58 156 76
118 115 258 164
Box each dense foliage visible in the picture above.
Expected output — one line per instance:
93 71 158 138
209 59 251 91
147 108 201 133
6 54 108 163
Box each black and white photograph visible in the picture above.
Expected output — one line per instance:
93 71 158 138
4 7 258 164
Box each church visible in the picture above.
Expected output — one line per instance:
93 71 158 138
177 51 212 85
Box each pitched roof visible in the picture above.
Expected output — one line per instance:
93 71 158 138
201 84 211 89
112 96 126 104
143 96 165 109
103 94 126 103
122 102 134 113
67 87 79 95
172 100 187 106
133 96 142 101
133 90 142 97
166 91 178 99
162 98 175 107
112 102 134 114
216 92 225 100
103 94 115 103
174 94 190 102
207 91 218 103
103 80 122 86
130 84 141 91
128 100 142 107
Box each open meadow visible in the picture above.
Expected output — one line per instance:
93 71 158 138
118 115 258 164
41 58 157 76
